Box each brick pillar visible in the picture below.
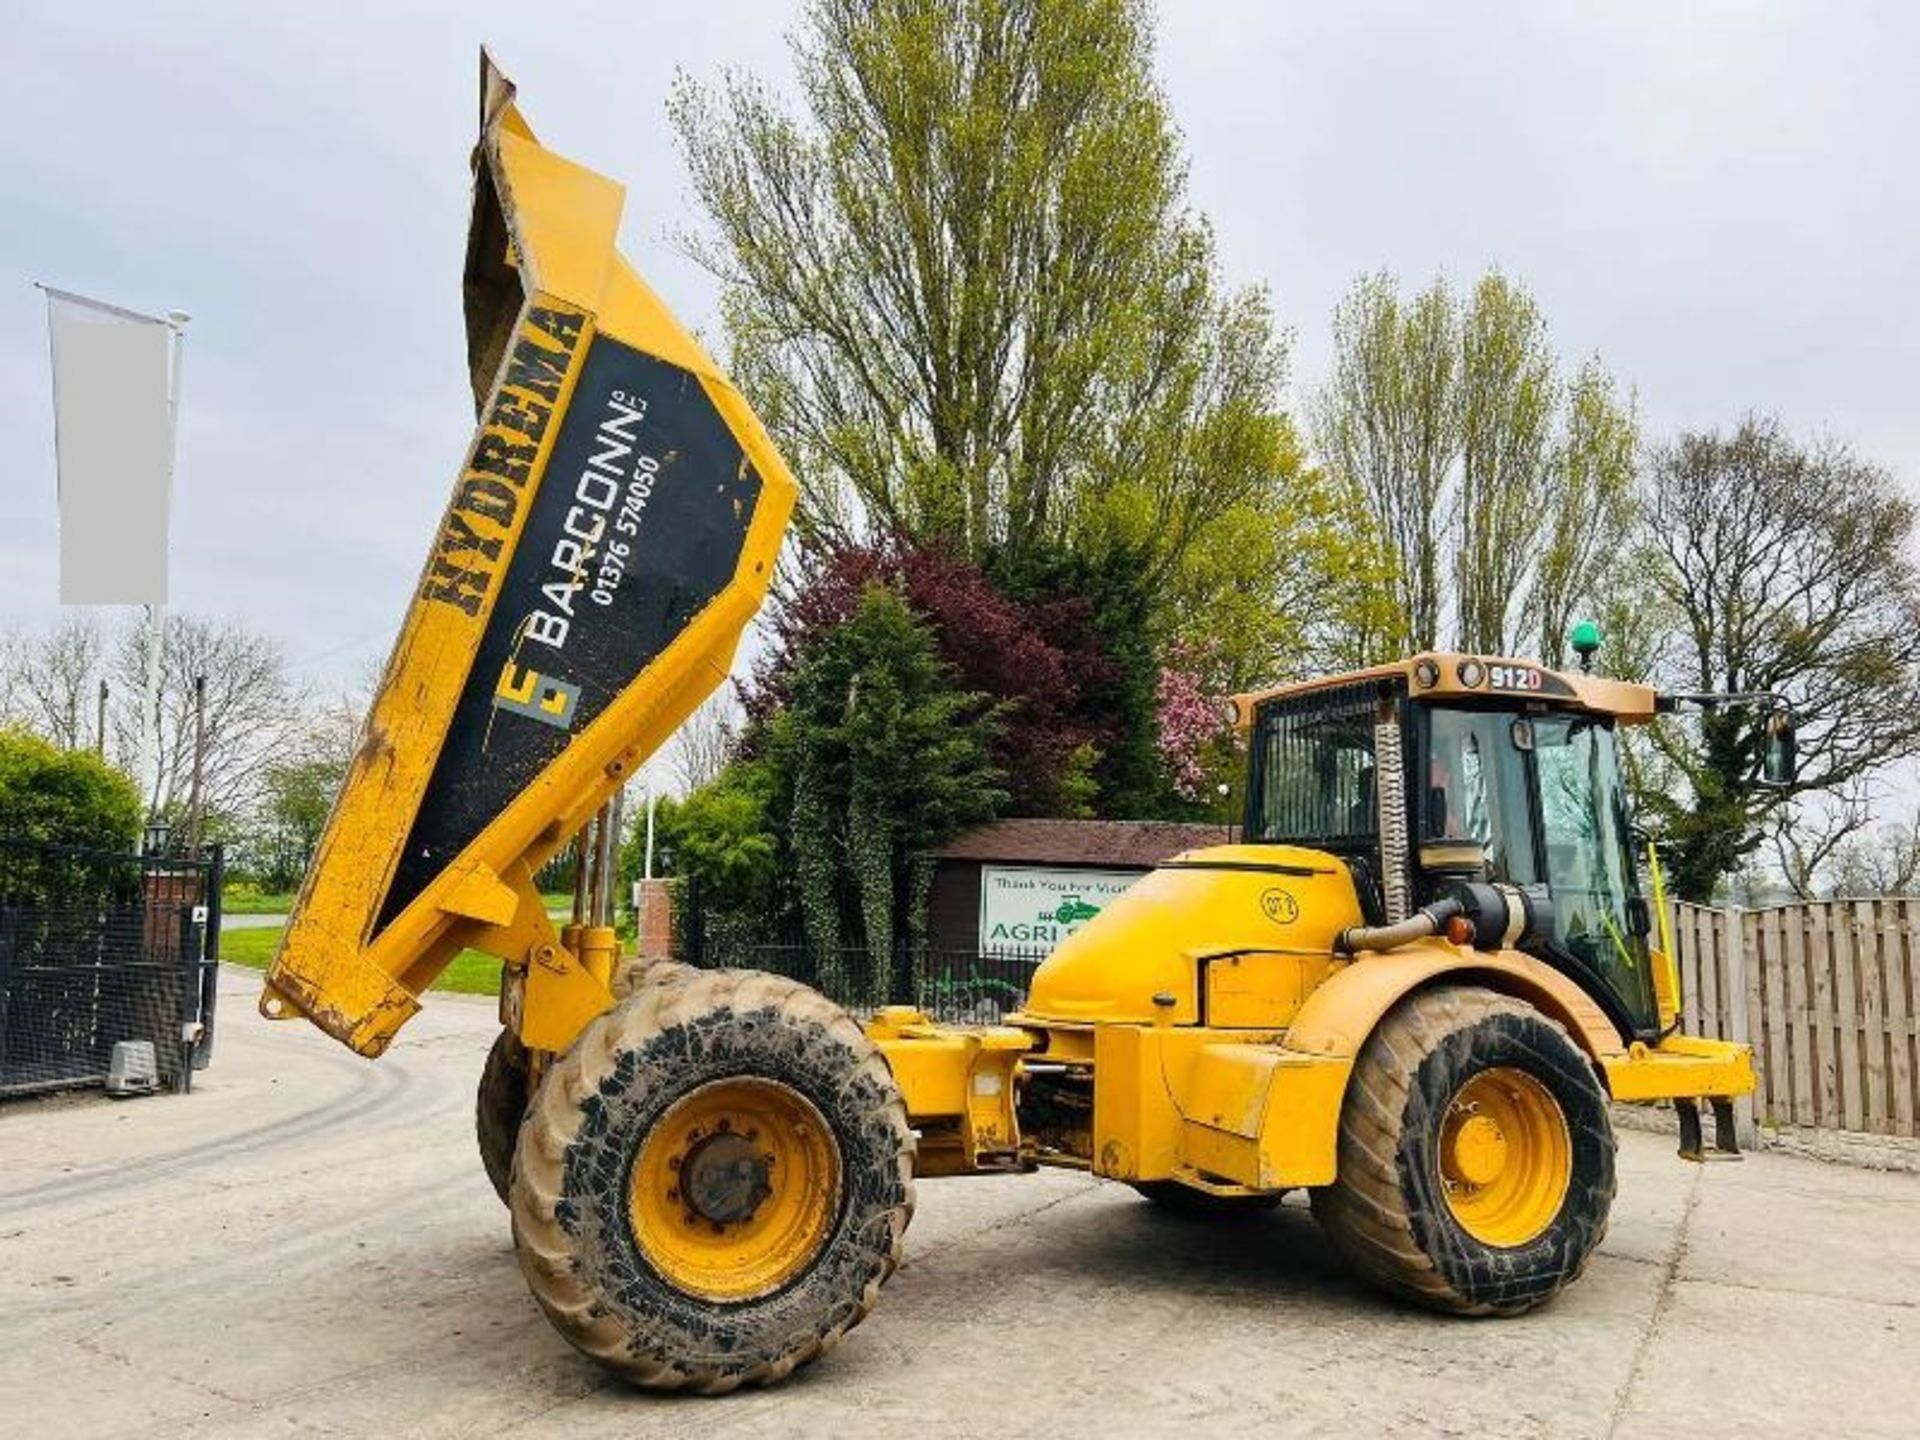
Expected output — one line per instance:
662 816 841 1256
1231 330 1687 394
635 879 675 960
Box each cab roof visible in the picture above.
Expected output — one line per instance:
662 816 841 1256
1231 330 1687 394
1229 652 1658 730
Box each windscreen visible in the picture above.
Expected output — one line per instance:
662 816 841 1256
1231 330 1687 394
1532 715 1658 1031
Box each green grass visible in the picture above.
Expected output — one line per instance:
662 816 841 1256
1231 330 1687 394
222 886 297 915
219 924 502 996
222 888 571 918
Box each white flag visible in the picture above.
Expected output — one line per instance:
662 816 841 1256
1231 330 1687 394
45 288 176 605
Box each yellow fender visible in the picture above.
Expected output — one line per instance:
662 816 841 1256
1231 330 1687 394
1194 942 1628 1190
1284 942 1626 1063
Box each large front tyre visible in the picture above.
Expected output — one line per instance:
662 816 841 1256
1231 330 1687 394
509 969 915 1393
1312 986 1616 1316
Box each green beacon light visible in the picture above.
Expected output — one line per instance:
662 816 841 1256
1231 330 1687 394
1570 619 1603 673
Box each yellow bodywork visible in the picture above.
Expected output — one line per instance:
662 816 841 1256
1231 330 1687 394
870 842 1756 1192
261 57 795 1059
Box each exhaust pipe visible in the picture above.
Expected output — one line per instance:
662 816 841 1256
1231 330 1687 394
1336 897 1466 955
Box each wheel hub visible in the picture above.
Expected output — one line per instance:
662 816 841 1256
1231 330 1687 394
1448 1113 1509 1188
680 1130 773 1226
628 1077 842 1302
1437 1066 1573 1248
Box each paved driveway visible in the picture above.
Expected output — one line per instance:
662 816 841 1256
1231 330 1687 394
1 970 1912 1438
219 912 286 930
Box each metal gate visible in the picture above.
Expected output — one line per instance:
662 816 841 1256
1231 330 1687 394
0 835 222 1097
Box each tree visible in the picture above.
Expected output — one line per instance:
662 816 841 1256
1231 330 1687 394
1820 811 1920 899
1529 362 1640 668
0 612 307 833
749 539 1150 817
667 695 740 796
1314 274 1456 654
1155 641 1229 805
0 728 141 849
627 759 781 914
230 681 368 888
1152 430 1402 689
1455 275 1555 654
1313 270 1638 660
3 616 109 751
251 757 344 891
111 614 304 827
976 541 1160 815
672 0 1292 602
775 586 1003 998
10 614 108 748
1638 417 1920 899
0 729 145 911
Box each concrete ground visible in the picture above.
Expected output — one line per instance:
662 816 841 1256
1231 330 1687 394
2 972 1913 1440
220 913 286 931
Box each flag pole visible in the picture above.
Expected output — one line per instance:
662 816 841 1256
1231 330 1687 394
135 310 191 824
138 601 164 819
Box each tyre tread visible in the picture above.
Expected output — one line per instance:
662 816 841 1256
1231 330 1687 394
1313 985 1617 1317
509 968 914 1393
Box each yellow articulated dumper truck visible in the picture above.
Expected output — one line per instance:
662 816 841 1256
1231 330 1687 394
267 57 1779 1394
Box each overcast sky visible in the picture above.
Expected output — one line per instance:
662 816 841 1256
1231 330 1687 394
4 1 1916 694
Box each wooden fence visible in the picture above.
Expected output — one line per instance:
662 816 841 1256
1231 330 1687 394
1670 899 1920 1137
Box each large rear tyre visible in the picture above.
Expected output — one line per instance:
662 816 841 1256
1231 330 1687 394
510 968 915 1392
476 1029 529 1204
1312 986 1615 1316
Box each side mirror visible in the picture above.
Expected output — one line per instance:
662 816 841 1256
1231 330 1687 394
1761 711 1797 787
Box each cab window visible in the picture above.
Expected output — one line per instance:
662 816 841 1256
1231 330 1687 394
1248 693 1379 846
1424 709 1535 883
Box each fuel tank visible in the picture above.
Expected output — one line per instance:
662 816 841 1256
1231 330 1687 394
1021 844 1364 1026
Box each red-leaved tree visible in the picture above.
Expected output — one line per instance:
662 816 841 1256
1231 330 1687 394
746 542 1129 816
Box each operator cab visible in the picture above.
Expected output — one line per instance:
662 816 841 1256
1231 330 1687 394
1237 653 1668 1042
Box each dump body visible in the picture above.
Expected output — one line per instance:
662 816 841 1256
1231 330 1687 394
262 57 794 1058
